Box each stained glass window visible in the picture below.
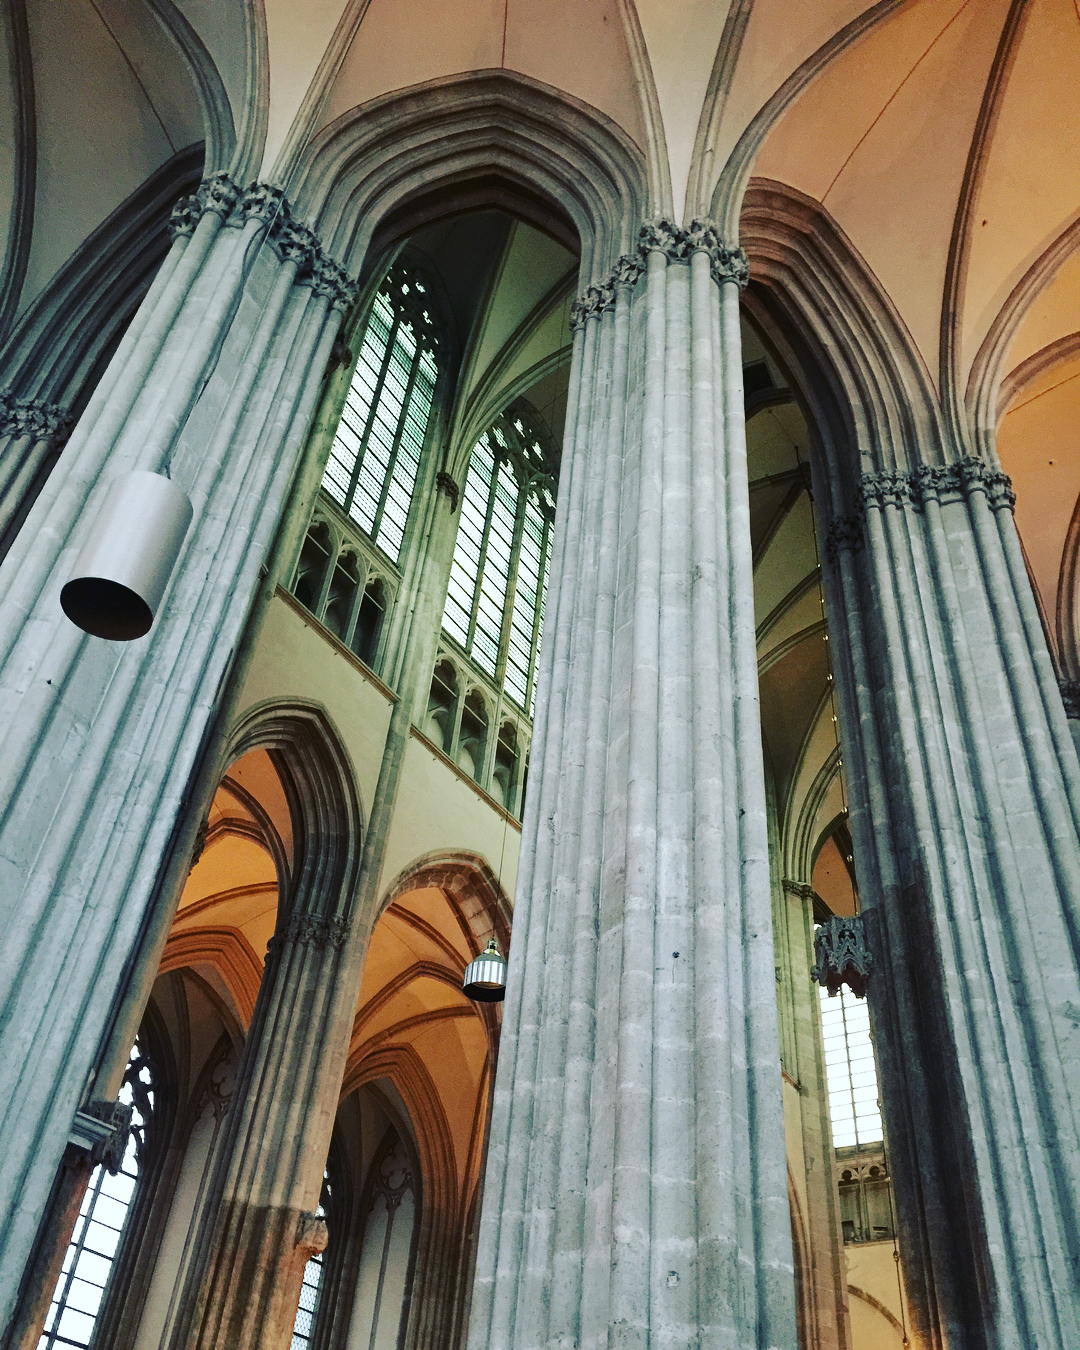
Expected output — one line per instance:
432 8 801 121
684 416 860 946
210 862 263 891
39 1044 154 1350
818 983 883 1148
442 410 556 713
323 264 441 564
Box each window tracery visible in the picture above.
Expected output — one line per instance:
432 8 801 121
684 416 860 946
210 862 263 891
442 407 557 714
322 263 441 564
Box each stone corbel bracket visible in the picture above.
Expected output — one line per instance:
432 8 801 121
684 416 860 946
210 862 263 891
68 1100 133 1174
810 913 873 999
295 1211 329 1259
436 470 460 512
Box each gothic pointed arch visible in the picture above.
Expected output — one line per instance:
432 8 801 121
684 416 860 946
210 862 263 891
288 69 648 286
225 699 364 931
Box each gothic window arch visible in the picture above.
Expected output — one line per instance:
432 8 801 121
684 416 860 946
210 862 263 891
39 1042 157 1350
322 262 443 565
442 407 558 712
348 1130 417 1350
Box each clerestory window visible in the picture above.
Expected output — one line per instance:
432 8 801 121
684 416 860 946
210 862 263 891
39 1043 155 1350
818 982 882 1148
322 263 441 564
441 409 557 713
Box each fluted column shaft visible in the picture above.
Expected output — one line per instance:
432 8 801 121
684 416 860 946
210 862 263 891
826 461 1080 1349
468 221 797 1350
0 172 355 1331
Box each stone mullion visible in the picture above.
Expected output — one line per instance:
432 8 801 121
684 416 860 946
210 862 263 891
721 273 796 1340
920 491 1080 1339
839 500 968 1350
0 203 225 664
0 175 356 1332
651 254 696 1341
993 502 1080 808
469 310 595 1350
175 920 355 1350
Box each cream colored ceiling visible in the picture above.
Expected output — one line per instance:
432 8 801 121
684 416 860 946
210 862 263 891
6 0 204 323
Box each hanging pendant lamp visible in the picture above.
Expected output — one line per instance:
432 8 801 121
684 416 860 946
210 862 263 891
61 470 193 640
463 938 507 1002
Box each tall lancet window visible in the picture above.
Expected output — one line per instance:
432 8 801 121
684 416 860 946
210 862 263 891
39 1043 155 1350
323 262 441 563
349 1133 416 1350
442 408 557 713
818 983 883 1147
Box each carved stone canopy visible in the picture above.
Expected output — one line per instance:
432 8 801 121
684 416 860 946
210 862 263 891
811 913 873 999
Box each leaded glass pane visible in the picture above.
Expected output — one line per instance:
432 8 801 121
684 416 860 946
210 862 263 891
441 409 558 713
39 1044 153 1350
322 266 440 564
818 982 882 1148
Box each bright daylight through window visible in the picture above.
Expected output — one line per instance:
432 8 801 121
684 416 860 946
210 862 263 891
442 410 556 713
818 983 882 1148
39 1045 153 1350
322 263 440 564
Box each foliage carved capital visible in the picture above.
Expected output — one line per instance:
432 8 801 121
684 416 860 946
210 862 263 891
811 913 873 999
0 391 69 444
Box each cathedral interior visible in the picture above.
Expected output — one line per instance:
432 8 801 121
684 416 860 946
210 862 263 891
1 3 1079 1350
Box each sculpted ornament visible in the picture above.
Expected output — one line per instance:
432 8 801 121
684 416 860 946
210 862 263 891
570 218 748 330
1059 678 1080 721
0 391 69 445
268 910 350 954
166 174 356 310
858 458 1015 514
824 514 864 564
810 913 873 999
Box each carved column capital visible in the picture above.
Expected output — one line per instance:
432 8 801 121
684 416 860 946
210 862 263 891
198 170 242 220
268 911 350 955
229 180 287 230
858 458 1015 515
303 252 357 312
824 513 864 564
570 219 747 330
0 392 69 445
810 913 873 998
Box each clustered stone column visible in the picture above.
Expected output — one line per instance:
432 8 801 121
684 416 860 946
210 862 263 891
169 908 359 1350
468 220 797 1350
825 458 1080 1348
0 171 356 1332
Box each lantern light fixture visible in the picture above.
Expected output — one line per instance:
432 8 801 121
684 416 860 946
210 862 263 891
462 938 507 1003
61 470 193 641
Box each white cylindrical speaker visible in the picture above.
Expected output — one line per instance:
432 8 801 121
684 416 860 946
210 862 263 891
61 471 193 640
